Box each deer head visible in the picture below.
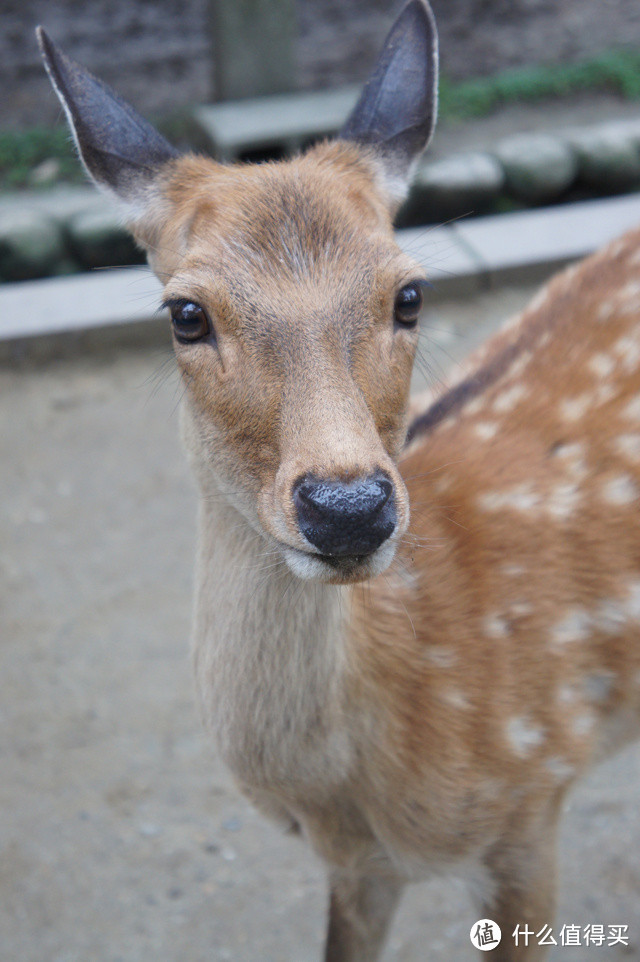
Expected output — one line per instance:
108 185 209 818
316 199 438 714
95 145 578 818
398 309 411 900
37 1 438 584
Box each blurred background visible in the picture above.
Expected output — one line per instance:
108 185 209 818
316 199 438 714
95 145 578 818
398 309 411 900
3 3 640 962
2 0 640 126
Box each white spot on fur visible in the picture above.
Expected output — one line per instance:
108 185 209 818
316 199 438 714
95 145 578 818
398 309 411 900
436 416 457 434
510 602 533 618
607 238 627 258
617 280 640 309
502 563 525 577
622 394 640 421
493 383 528 413
558 684 579 706
588 352 617 378
571 712 596 738
474 421 499 441
506 715 545 756
560 394 592 422
484 614 509 638
547 482 580 520
393 566 419 590
544 756 576 783
601 474 638 505
613 334 640 371
479 483 540 513
559 261 582 289
465 396 486 416
597 301 615 322
553 441 585 461
614 433 640 462
527 285 551 314
441 688 470 710
551 608 591 646
433 476 450 495
625 581 640 621
508 352 533 381
424 647 457 668
595 382 616 407
551 442 589 481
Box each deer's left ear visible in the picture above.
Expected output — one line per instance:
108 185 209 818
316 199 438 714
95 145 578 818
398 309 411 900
339 0 438 206
37 26 179 219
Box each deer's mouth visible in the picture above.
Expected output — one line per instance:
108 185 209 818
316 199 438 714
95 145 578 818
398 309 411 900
280 539 398 584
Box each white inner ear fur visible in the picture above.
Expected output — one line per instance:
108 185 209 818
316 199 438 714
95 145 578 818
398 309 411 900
368 47 439 209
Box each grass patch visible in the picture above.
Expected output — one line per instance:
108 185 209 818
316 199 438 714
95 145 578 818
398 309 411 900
0 127 81 191
439 48 640 121
1 47 639 191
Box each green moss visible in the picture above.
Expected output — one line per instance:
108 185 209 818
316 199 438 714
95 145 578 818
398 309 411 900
1 47 639 191
0 126 82 190
439 48 640 121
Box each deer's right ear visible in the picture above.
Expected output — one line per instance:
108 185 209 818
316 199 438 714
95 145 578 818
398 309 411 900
339 0 438 206
36 27 179 218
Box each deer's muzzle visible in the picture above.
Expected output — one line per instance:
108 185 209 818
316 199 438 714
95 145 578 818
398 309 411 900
292 471 397 559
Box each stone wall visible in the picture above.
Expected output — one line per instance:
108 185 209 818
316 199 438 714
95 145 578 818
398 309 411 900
2 0 640 128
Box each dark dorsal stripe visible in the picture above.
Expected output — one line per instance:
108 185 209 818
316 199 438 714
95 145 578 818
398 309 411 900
405 339 524 446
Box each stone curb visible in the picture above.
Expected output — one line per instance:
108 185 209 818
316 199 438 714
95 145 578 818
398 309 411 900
2 192 639 363
189 91 640 224
1 105 640 284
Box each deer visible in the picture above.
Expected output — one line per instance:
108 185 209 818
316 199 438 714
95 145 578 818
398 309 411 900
38 2 640 959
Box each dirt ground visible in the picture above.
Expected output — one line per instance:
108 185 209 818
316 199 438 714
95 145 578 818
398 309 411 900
3 281 640 962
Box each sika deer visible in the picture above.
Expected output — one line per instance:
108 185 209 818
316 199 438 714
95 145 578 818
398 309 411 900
39 3 640 959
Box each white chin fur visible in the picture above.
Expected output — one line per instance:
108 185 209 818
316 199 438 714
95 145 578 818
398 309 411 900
282 537 398 583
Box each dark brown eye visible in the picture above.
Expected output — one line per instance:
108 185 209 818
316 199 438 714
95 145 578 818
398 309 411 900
167 300 212 343
394 283 423 327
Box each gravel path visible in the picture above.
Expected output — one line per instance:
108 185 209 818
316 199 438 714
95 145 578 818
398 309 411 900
2 282 640 962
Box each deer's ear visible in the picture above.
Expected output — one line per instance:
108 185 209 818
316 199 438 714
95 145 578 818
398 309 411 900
340 0 438 204
36 27 179 214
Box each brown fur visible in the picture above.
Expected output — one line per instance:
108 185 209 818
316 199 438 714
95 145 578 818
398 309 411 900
152 141 640 961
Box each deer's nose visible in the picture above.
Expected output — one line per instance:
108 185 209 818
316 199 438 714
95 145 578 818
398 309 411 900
293 471 396 557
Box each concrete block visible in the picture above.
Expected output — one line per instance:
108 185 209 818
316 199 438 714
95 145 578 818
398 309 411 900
397 224 488 299
453 192 640 286
495 134 578 204
0 186 100 225
0 208 67 282
67 206 144 269
0 267 162 342
601 118 640 151
190 86 360 160
401 152 505 226
565 126 640 192
4 194 640 359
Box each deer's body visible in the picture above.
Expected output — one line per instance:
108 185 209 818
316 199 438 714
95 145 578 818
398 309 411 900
193 230 640 922
38 3 640 958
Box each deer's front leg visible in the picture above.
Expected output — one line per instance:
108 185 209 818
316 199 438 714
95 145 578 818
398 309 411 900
324 870 404 962
479 806 561 961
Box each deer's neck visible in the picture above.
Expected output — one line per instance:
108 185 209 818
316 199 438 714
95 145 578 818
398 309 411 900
192 497 353 796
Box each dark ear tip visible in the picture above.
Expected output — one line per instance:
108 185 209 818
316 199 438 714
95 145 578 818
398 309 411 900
35 26 58 74
35 25 50 56
403 0 437 39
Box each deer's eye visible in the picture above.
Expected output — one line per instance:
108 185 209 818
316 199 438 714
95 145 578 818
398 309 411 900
167 300 212 343
394 283 423 327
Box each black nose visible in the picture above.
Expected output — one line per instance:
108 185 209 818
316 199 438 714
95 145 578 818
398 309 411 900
293 471 396 557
